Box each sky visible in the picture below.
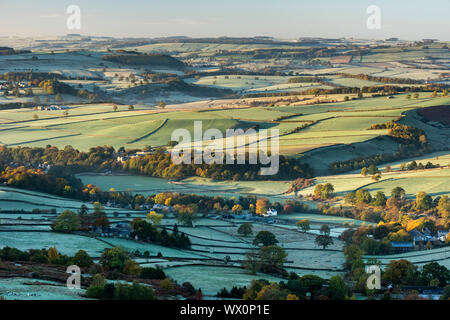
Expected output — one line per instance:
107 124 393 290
0 0 449 40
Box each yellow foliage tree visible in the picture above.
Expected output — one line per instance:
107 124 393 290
147 211 163 225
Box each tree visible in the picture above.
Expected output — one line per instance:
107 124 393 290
100 247 130 271
232 204 243 214
344 192 357 205
258 245 288 273
356 189 372 205
47 247 59 263
372 174 381 181
160 278 174 290
368 164 379 175
238 223 253 237
253 231 278 247
321 183 334 199
441 285 450 300
175 204 198 226
373 191 387 207
315 235 334 249
123 260 142 276
296 219 310 232
383 259 418 286
437 195 450 218
243 249 261 274
320 224 330 236
146 211 163 225
91 273 107 288
361 167 368 176
51 210 80 233
314 183 334 200
72 250 93 268
93 202 110 228
297 275 326 299
243 279 270 300
157 101 166 109
256 198 269 215
415 191 432 211
391 187 406 200
420 262 450 287
255 283 286 300
343 245 365 271
328 275 347 300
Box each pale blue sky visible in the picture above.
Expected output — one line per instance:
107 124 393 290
0 0 449 40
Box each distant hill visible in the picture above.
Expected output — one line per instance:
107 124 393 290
0 47 31 55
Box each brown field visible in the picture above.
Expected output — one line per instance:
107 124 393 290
330 55 352 64
418 105 450 125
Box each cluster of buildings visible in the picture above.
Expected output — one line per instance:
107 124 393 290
36 105 70 111
0 81 28 91
91 222 132 238
116 151 153 163
390 228 449 253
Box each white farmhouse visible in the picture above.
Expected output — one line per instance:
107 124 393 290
265 208 278 217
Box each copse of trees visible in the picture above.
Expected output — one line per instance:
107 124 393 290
131 219 191 249
0 246 93 269
313 183 334 200
330 142 431 174
51 210 81 233
0 144 314 183
337 72 424 85
123 150 314 181
331 120 430 174
86 275 156 300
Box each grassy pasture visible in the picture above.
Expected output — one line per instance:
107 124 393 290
297 166 450 199
0 185 133 214
276 212 372 226
1 93 447 156
365 246 450 269
164 265 285 296
0 231 110 257
78 175 290 197
0 278 86 300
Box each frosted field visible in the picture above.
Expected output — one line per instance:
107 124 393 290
0 278 86 300
0 93 447 156
78 174 290 197
297 167 450 198
275 213 374 226
102 238 207 259
186 75 332 93
363 168 450 198
0 104 243 150
164 265 285 296
376 151 450 171
365 247 450 269
0 232 110 257
0 186 133 214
